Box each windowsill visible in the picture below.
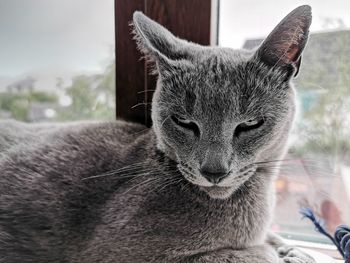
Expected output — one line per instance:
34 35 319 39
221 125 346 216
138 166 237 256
283 238 342 262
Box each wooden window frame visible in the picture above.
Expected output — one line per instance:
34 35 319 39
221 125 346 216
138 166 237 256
115 0 216 126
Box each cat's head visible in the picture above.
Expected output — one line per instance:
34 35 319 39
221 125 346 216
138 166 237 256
133 6 312 199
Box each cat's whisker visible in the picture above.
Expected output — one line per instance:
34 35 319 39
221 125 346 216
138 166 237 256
82 162 176 180
121 167 178 188
259 162 337 176
178 165 198 179
123 175 151 189
137 89 156 94
131 102 152 109
122 174 156 194
82 167 151 180
159 115 172 130
130 128 150 136
112 166 176 180
252 158 297 165
154 177 184 193
122 175 167 195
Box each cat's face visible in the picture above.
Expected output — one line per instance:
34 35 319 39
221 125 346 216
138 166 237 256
133 6 312 199
151 54 296 199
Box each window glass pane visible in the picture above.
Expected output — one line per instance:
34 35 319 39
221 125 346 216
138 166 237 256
220 0 350 244
0 0 115 122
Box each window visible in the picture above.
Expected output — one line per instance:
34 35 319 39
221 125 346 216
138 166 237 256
0 0 115 122
1 0 348 256
220 0 350 246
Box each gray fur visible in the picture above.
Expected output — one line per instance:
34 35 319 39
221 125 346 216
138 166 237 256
0 6 314 263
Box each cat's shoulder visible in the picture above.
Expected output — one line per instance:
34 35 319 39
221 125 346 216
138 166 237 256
0 119 146 136
0 119 151 158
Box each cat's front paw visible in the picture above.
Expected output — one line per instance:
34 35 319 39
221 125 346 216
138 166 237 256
277 246 315 263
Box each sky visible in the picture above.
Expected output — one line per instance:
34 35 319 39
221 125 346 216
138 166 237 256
0 0 114 87
220 0 350 48
0 0 349 89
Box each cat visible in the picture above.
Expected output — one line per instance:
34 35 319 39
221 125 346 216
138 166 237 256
0 5 316 263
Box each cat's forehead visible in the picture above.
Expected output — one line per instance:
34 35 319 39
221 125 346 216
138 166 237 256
194 47 252 71
162 49 290 120
182 48 285 95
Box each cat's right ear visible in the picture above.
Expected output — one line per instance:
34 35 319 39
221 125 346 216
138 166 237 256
255 5 312 77
132 12 195 74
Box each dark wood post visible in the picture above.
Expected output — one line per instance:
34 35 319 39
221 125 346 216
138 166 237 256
115 0 213 126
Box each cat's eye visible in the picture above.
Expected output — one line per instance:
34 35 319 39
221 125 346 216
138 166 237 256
171 115 200 136
234 118 265 137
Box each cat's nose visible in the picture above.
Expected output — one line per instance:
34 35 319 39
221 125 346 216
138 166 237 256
200 168 229 184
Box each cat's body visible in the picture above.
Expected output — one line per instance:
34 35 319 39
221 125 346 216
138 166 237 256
0 120 274 262
0 6 315 263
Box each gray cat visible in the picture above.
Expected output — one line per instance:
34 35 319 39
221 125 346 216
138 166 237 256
0 5 316 263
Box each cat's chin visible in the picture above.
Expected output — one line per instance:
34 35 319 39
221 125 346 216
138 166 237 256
199 185 236 199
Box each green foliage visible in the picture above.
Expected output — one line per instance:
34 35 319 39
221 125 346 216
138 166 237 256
0 90 58 121
0 92 22 111
292 30 350 160
57 60 115 121
0 59 115 122
9 100 28 121
57 75 98 120
30 91 57 103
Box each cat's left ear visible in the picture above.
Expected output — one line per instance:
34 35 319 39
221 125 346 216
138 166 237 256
255 5 312 77
132 11 198 74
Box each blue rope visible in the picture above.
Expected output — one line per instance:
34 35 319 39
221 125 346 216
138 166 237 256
300 207 350 263
334 225 350 263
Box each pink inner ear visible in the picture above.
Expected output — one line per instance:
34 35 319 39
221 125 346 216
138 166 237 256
285 44 300 63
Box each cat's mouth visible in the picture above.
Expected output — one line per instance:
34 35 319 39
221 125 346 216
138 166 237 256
199 185 234 199
178 163 257 199
178 165 257 199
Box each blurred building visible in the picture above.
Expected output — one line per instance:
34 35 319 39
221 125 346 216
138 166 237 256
6 76 35 93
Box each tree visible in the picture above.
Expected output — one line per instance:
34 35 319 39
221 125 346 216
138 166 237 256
292 26 350 166
0 79 58 122
57 60 115 121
